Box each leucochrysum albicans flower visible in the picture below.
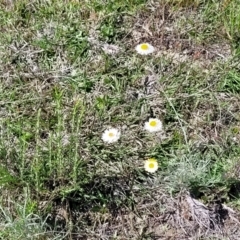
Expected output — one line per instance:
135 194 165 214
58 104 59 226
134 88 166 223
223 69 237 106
102 128 121 144
135 43 155 55
144 118 163 133
144 158 158 173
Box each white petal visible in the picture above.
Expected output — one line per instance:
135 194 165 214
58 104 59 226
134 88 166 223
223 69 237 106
101 128 121 143
144 118 163 132
135 43 155 55
144 159 158 173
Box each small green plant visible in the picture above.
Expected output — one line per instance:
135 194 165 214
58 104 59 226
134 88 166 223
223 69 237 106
0 189 62 240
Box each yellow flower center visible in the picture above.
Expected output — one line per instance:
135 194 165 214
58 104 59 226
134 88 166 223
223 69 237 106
140 44 149 50
108 132 114 137
149 120 157 127
149 163 155 168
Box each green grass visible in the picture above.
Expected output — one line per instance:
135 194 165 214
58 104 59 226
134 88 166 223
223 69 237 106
1 0 240 239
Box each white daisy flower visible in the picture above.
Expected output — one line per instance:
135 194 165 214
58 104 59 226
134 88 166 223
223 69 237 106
102 128 121 144
144 158 158 173
135 43 155 55
144 118 163 133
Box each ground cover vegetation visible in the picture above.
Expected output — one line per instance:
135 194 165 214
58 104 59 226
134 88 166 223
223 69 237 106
1 0 240 239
